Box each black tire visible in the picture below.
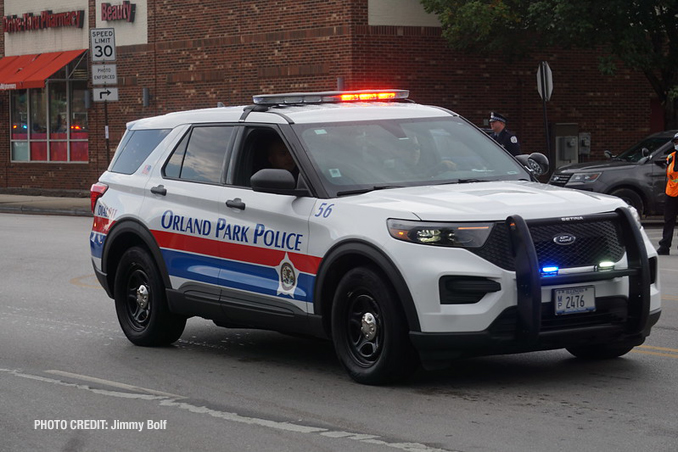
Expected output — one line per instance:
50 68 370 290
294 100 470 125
609 188 644 216
114 247 186 346
331 266 419 385
566 342 635 359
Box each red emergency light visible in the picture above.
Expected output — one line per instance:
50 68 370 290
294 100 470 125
253 89 409 105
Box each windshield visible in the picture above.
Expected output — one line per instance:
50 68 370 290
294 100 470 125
293 117 529 196
616 136 671 162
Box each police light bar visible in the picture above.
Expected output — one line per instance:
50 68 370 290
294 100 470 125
253 90 409 105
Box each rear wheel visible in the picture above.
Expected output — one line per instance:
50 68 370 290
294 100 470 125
331 266 419 385
610 188 644 216
114 247 186 346
566 342 635 359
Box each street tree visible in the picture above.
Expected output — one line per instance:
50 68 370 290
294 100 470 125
420 0 678 128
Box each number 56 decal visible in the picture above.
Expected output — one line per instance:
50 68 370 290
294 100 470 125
315 202 334 218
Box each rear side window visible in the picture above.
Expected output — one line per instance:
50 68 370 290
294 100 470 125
110 129 171 174
164 126 234 184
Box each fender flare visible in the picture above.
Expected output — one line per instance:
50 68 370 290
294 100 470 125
101 219 170 292
313 240 421 334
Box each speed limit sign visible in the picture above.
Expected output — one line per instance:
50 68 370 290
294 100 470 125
90 28 116 62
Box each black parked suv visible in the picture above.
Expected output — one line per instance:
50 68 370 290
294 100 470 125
549 130 676 217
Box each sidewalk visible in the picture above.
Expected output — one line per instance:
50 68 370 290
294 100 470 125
0 194 91 217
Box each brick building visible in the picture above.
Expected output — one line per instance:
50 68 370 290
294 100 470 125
0 0 660 194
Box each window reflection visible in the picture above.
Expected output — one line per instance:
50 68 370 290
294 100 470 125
9 59 88 163
10 90 28 161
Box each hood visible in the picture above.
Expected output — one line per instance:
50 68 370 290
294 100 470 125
555 160 638 173
344 181 627 222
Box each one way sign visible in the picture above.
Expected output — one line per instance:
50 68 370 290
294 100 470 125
93 87 119 102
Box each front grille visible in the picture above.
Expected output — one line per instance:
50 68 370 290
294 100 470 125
530 220 625 268
471 215 626 271
549 173 571 186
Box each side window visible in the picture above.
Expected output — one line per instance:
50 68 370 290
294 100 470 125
163 125 234 184
164 133 189 179
109 129 171 174
232 128 294 187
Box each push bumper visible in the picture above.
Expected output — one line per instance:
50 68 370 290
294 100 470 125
410 208 660 367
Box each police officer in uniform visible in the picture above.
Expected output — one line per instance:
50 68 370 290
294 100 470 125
657 132 678 255
489 112 521 156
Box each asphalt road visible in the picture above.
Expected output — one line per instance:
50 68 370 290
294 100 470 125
0 214 676 452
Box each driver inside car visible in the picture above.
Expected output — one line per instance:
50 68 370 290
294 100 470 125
386 137 457 179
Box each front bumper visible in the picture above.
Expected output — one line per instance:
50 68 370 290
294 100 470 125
411 309 660 366
410 207 661 366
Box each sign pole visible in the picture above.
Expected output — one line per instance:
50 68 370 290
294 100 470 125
541 82 550 154
90 27 117 164
104 101 110 163
538 61 552 154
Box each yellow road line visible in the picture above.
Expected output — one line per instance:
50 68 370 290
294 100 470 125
632 349 678 358
633 345 678 358
639 345 678 352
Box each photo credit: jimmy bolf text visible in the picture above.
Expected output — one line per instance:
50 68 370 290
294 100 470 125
34 420 168 431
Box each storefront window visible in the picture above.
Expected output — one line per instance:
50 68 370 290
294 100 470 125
10 90 28 161
29 87 47 161
50 82 68 161
70 80 89 162
9 59 88 163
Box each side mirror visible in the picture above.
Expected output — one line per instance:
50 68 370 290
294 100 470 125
604 150 613 159
515 152 549 176
250 168 309 196
641 147 650 157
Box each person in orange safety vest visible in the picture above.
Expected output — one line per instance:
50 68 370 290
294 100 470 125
657 132 678 255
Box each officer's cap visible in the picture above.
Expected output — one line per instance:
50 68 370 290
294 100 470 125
672 131 678 142
489 112 507 123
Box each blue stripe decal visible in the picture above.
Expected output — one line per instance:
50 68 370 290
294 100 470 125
162 249 221 286
161 249 314 302
90 232 105 259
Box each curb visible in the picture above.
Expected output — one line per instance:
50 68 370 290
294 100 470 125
0 206 92 217
0 195 92 217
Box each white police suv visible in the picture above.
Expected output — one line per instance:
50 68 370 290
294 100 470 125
90 90 661 384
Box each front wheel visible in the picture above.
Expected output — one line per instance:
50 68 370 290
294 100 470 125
566 342 635 359
114 247 186 346
331 267 419 385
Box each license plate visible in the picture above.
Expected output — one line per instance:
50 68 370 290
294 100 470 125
553 286 596 315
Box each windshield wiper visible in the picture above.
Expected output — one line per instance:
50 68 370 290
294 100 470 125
336 185 403 196
456 178 489 184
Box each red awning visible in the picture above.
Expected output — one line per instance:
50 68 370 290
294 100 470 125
0 49 86 90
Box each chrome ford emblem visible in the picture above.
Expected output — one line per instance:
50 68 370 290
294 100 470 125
553 233 576 245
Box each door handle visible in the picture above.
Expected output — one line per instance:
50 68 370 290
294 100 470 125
150 185 167 196
226 198 246 210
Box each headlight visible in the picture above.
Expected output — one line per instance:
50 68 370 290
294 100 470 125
387 219 494 248
570 172 601 183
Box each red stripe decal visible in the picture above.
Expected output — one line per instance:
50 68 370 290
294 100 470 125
152 230 321 275
92 216 115 234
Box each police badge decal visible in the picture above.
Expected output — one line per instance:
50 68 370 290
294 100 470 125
275 253 298 297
